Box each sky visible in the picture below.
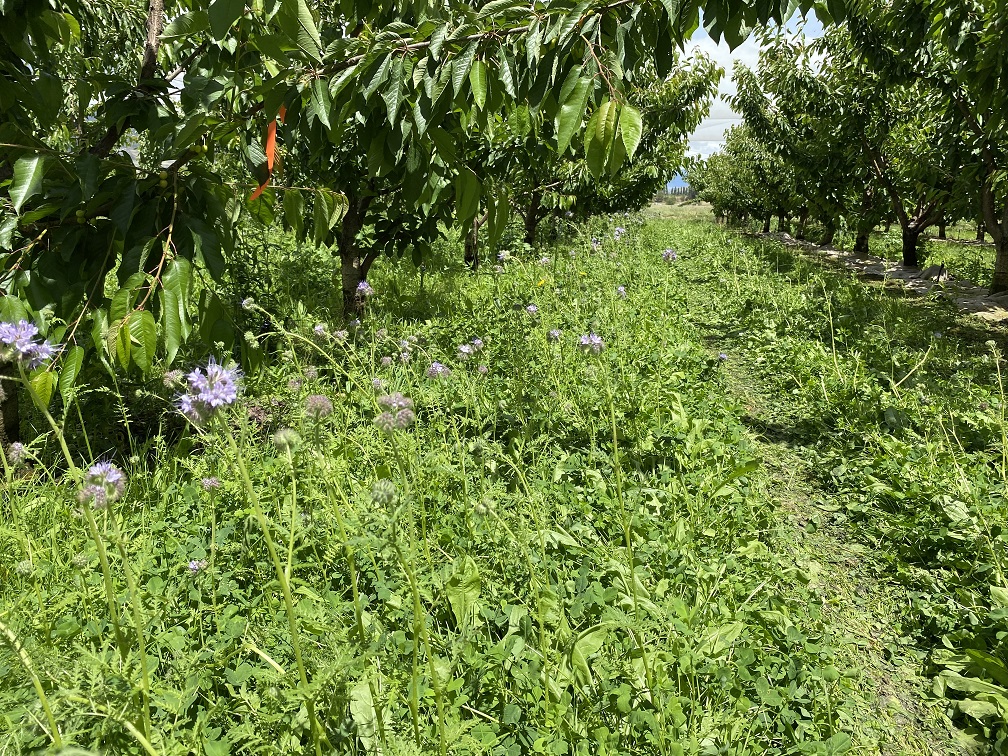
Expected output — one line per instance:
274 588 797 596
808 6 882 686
685 12 824 160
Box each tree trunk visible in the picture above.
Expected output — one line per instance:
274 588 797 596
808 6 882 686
464 217 479 271
795 206 809 240
523 190 543 248
336 193 371 317
853 231 870 255
762 215 771 233
820 219 836 247
884 220 892 233
937 220 946 239
977 222 986 242
0 367 18 447
901 226 923 268
777 211 789 233
991 234 1008 294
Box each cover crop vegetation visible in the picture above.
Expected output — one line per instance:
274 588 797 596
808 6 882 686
2 0 1008 753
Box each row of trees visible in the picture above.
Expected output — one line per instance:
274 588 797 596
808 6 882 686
688 0 1007 293
1 0 803 401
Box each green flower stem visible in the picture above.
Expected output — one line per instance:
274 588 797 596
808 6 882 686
17 364 76 473
392 537 446 756
81 504 129 664
603 371 667 753
223 425 323 756
0 617 63 749
107 510 153 739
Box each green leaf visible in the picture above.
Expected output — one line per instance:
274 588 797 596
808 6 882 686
114 317 131 370
10 154 47 214
349 679 379 755
208 0 243 41
584 100 610 180
570 623 608 687
28 369 55 410
454 166 481 223
556 75 591 154
445 555 481 628
129 310 157 373
469 60 488 110
161 287 183 366
58 345 85 405
618 103 643 159
162 11 209 40
283 188 305 240
452 41 478 97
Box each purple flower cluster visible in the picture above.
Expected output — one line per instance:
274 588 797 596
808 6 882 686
458 337 484 362
591 238 600 251
374 392 415 433
356 281 375 299
177 359 241 425
547 329 562 342
617 286 627 299
426 361 451 378
718 352 729 362
539 256 551 266
313 323 328 337
79 462 126 509
201 477 221 491
7 442 27 466
662 248 678 262
0 320 57 368
613 227 626 242
578 333 605 355
188 559 209 574
525 304 538 316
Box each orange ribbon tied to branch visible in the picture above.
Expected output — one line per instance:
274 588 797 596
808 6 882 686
249 105 287 202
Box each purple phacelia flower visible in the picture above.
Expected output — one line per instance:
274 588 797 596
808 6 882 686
79 462 126 509
378 392 414 412
381 355 393 367
372 378 387 392
578 333 605 355
525 304 538 316
471 338 484 351
356 281 374 298
313 323 328 337
477 364 488 375
177 359 241 425
188 559 209 574
333 329 349 343
547 329 562 342
718 352 729 362
617 286 627 299
0 320 58 368
539 256 551 265
201 477 221 491
426 362 451 378
458 344 474 361
662 248 678 262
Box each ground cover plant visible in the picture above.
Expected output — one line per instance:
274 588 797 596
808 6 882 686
0 214 900 754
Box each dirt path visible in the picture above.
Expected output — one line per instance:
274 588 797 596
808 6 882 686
761 232 1008 324
721 355 973 755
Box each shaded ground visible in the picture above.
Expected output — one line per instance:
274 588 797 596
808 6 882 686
715 343 973 755
760 232 1008 324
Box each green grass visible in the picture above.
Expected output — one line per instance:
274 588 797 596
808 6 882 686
2 212 1007 754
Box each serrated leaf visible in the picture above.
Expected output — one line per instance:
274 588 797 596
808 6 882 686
452 41 477 96
470 60 488 110
58 345 84 405
556 75 591 154
28 368 55 410
454 166 481 222
618 103 643 159
10 154 47 214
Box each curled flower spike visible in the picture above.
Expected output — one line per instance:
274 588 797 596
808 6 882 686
457 343 474 362
305 394 334 420
0 320 58 368
188 559 208 574
471 338 484 351
578 333 605 355
79 462 126 509
525 304 538 316
177 359 241 425
241 297 255 311
477 364 488 375
7 442 27 467
371 479 398 506
201 477 221 491
378 392 413 412
662 248 678 262
372 378 387 392
356 281 374 298
313 323 328 337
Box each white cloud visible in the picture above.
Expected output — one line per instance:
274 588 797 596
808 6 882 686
686 13 824 159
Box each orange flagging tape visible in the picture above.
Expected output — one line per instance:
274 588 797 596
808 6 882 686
249 104 287 202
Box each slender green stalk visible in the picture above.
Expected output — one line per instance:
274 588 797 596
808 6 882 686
107 511 153 738
81 504 129 662
0 618 63 748
18 364 76 472
223 425 323 756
